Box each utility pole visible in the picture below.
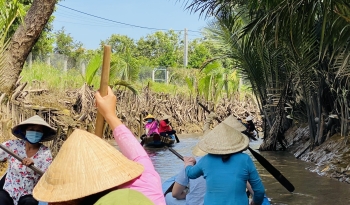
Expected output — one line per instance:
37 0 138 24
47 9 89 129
183 28 188 67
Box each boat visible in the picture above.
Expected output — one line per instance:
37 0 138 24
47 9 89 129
141 134 176 147
162 175 271 205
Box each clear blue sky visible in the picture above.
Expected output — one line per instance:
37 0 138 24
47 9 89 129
52 0 209 50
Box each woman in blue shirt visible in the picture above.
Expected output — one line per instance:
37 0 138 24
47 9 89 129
184 123 265 205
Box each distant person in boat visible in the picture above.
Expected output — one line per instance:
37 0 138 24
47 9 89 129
0 115 56 205
243 116 258 141
165 144 206 205
158 114 176 138
183 123 265 205
141 114 160 138
33 86 165 205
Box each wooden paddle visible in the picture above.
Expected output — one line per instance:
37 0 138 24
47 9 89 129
95 45 111 138
0 144 44 176
169 123 180 143
247 147 294 192
197 102 295 192
164 147 184 196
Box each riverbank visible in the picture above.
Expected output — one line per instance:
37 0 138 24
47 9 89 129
284 125 350 184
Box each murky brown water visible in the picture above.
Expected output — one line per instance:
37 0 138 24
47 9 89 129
144 134 350 205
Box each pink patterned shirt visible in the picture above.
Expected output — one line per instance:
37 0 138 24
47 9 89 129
114 125 165 205
0 140 52 205
145 121 159 136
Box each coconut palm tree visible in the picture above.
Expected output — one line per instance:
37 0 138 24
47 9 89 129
184 0 350 149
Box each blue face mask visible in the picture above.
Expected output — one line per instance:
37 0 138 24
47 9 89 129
147 119 153 123
25 131 43 144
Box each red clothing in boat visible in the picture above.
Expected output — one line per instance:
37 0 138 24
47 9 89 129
158 120 172 133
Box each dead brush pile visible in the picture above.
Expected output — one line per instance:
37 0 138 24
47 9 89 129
0 82 260 159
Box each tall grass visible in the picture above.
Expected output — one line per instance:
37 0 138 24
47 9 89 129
20 62 249 99
21 62 100 90
21 62 190 95
145 81 190 96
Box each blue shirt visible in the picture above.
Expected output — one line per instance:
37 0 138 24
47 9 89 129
185 153 265 205
175 157 206 205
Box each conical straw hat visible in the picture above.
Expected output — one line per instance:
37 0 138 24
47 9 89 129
198 123 249 155
12 115 57 142
161 114 172 120
222 115 247 132
144 114 155 121
33 129 144 202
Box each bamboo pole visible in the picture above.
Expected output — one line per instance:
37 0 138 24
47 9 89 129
0 144 44 176
95 45 111 138
139 114 142 137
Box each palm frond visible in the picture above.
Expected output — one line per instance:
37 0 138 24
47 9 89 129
111 79 139 95
84 54 102 86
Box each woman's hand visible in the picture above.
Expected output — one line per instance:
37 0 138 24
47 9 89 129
22 157 34 166
95 86 116 119
95 87 122 130
184 156 196 167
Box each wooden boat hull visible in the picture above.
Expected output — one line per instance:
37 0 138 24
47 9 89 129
142 134 176 147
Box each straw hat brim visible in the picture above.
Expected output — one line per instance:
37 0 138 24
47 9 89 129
33 129 144 202
198 123 249 155
222 116 247 132
192 144 207 157
11 115 56 142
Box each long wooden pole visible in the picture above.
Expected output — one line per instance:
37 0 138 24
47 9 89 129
164 147 184 196
0 144 44 176
95 45 111 138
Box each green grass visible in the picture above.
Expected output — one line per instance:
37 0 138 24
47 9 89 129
21 62 251 99
21 62 190 95
145 81 190 95
21 62 100 90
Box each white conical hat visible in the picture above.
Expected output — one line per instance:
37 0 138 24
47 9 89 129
161 114 172 120
198 123 249 155
222 115 247 132
12 115 56 142
33 129 144 202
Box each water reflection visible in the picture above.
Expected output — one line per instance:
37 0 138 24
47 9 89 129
145 135 350 205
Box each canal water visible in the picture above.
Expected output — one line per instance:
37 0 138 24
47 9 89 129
144 134 350 205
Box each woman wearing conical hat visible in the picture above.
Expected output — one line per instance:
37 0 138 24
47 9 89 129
0 115 56 205
183 123 265 205
243 116 258 141
33 87 165 205
140 114 161 145
144 114 160 137
158 114 176 138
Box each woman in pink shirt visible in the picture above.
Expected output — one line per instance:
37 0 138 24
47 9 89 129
95 87 165 204
144 114 160 137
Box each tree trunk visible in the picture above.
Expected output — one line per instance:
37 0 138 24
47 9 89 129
0 0 57 94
